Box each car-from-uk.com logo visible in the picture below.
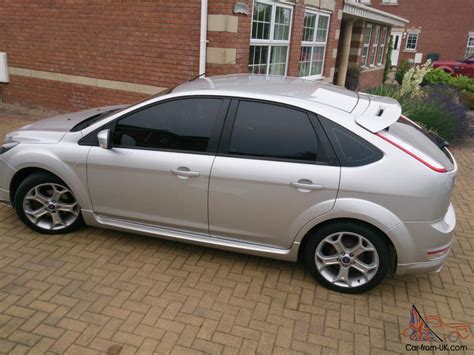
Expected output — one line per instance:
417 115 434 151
403 305 471 352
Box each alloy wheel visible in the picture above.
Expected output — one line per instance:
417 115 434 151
315 232 379 288
22 183 80 231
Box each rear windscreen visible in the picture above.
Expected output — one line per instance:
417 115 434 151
388 117 454 171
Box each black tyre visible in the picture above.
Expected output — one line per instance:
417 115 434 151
14 173 84 234
303 221 391 293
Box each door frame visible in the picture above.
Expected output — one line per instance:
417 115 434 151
216 98 339 166
79 96 231 155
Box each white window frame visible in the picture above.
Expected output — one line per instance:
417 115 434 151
369 26 380 66
381 0 398 4
405 32 418 51
299 10 330 79
361 24 372 67
466 35 474 57
249 0 293 76
377 27 387 65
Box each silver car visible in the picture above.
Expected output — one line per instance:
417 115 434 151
0 75 457 293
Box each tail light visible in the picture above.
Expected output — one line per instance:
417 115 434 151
376 131 447 173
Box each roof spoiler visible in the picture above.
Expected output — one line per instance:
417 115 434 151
355 94 402 133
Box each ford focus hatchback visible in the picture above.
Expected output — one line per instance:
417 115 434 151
0 75 457 293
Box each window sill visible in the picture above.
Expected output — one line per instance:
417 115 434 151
404 49 417 53
300 75 324 80
380 2 398 6
361 66 384 73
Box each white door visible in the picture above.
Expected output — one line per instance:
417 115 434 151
391 32 402 66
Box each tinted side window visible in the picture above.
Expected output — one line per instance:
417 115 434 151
228 101 318 162
113 98 222 152
318 116 383 166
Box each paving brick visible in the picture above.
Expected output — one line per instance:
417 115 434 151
50 330 80 354
33 324 65 339
9 330 41 347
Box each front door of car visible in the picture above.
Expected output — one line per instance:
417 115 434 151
86 97 228 235
208 100 341 249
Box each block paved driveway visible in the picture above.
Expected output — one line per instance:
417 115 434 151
0 113 473 354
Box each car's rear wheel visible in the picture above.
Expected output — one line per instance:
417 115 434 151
15 173 83 234
303 221 390 293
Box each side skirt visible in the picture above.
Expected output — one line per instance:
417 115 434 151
81 209 300 262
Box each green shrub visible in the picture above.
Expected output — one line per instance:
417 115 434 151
423 69 474 92
366 85 418 114
366 84 399 98
423 69 452 85
406 97 456 141
450 75 474 92
345 65 361 91
395 60 411 84
367 84 469 143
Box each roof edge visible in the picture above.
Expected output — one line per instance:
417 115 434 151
343 1 409 27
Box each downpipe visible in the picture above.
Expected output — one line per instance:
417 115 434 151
199 0 208 77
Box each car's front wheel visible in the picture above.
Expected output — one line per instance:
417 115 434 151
303 221 391 293
15 173 83 234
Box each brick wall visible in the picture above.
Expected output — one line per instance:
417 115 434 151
371 0 474 63
2 76 147 112
287 3 306 77
0 0 347 111
358 68 384 90
286 1 344 80
322 0 344 80
0 0 201 110
206 0 252 76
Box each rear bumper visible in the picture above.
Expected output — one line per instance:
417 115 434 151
395 203 455 275
396 253 449 275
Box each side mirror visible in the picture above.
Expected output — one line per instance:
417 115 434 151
97 129 112 149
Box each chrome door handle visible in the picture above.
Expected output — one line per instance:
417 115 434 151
171 167 200 178
291 180 324 191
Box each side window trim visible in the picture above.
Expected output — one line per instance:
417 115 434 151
217 98 338 166
217 98 239 156
316 114 383 167
308 113 339 166
80 96 230 155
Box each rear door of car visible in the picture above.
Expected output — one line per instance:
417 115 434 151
208 99 341 249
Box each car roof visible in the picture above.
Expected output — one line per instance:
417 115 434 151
173 74 360 112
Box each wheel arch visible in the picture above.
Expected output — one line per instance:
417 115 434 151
297 217 397 271
9 167 60 204
9 164 90 210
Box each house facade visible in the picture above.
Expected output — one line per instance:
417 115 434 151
0 0 406 111
366 0 474 66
